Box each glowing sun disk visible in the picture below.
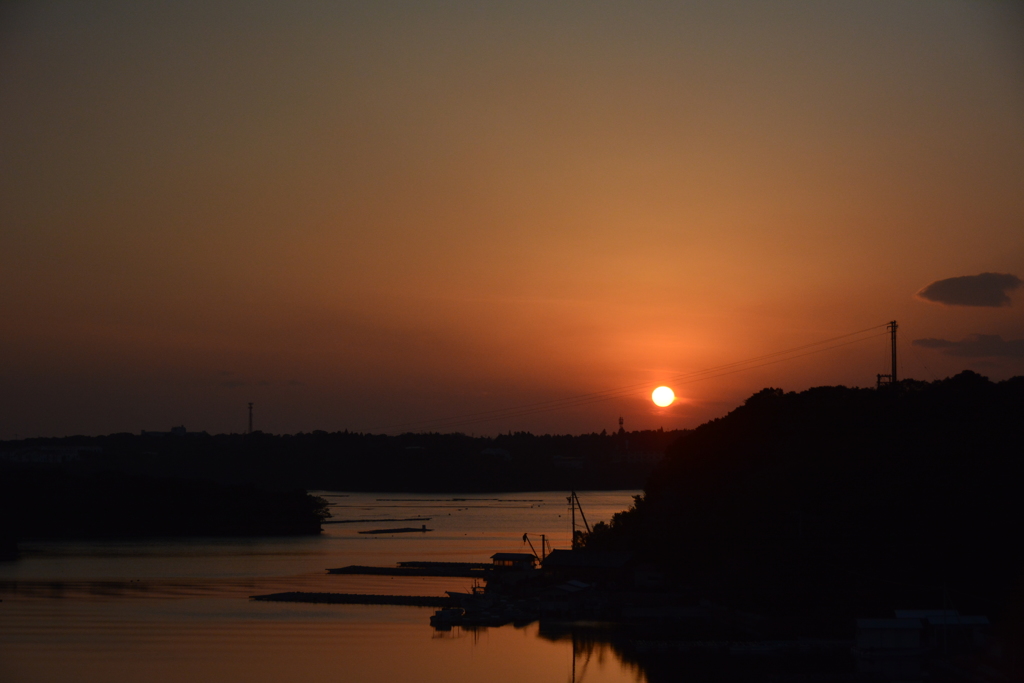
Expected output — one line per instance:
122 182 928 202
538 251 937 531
652 386 675 407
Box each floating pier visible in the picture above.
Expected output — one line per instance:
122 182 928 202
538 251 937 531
251 591 456 607
358 525 432 534
327 563 488 578
323 517 431 525
398 561 491 569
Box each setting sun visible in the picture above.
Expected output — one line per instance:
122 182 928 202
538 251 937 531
651 386 675 407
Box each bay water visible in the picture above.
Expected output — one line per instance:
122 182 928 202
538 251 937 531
0 490 643 683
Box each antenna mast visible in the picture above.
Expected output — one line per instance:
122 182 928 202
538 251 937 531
248 402 254 434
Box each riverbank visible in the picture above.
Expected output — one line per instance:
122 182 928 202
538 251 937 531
0 467 329 542
0 428 679 492
0 491 641 683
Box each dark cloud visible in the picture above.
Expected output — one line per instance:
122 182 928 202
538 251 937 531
913 334 1024 358
916 272 1021 307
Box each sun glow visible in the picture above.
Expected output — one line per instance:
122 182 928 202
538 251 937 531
652 386 675 407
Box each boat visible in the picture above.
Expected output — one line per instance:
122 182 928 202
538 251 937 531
429 607 465 630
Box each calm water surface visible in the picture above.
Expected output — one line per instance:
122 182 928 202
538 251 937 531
0 490 642 683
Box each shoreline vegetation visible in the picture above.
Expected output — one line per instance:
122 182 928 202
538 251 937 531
0 428 680 493
0 429 674 544
580 371 1024 630
0 471 330 541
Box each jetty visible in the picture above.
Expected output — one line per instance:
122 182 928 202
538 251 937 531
252 592 455 607
327 561 489 578
358 525 432 534
323 517 431 525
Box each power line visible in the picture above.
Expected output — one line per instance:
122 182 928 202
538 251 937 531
377 326 889 432
376 324 887 432
371 323 890 433
405 331 890 432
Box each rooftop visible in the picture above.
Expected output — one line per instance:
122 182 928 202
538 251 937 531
490 553 536 562
541 549 632 569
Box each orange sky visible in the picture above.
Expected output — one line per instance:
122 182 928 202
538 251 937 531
1 1 1022 438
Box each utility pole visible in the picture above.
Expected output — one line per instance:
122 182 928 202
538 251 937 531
876 320 898 388
248 402 253 435
889 320 898 383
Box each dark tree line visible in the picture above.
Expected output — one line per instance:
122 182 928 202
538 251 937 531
0 469 330 540
583 371 1024 635
1 428 683 492
0 427 681 542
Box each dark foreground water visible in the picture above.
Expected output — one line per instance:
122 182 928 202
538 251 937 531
0 490 642 683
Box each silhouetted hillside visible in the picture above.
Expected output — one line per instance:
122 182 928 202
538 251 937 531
583 372 1024 634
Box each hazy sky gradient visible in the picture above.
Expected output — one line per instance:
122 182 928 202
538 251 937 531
2 1 1022 437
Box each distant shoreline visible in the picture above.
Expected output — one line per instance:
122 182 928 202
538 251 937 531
0 469 329 543
0 429 678 493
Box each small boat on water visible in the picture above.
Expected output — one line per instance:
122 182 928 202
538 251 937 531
429 607 465 629
444 583 486 601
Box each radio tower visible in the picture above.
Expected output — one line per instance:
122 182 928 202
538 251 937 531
876 321 898 388
248 402 254 434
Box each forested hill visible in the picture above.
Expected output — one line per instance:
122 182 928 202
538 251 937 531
0 428 683 492
583 371 1024 633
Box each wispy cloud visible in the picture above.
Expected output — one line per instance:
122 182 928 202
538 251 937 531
916 272 1021 307
913 334 1024 358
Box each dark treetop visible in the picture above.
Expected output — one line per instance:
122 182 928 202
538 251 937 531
582 371 1024 634
0 428 682 493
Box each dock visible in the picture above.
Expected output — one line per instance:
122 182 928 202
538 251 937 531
398 561 491 570
357 525 432 534
323 517 431 525
327 562 489 578
251 591 456 607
